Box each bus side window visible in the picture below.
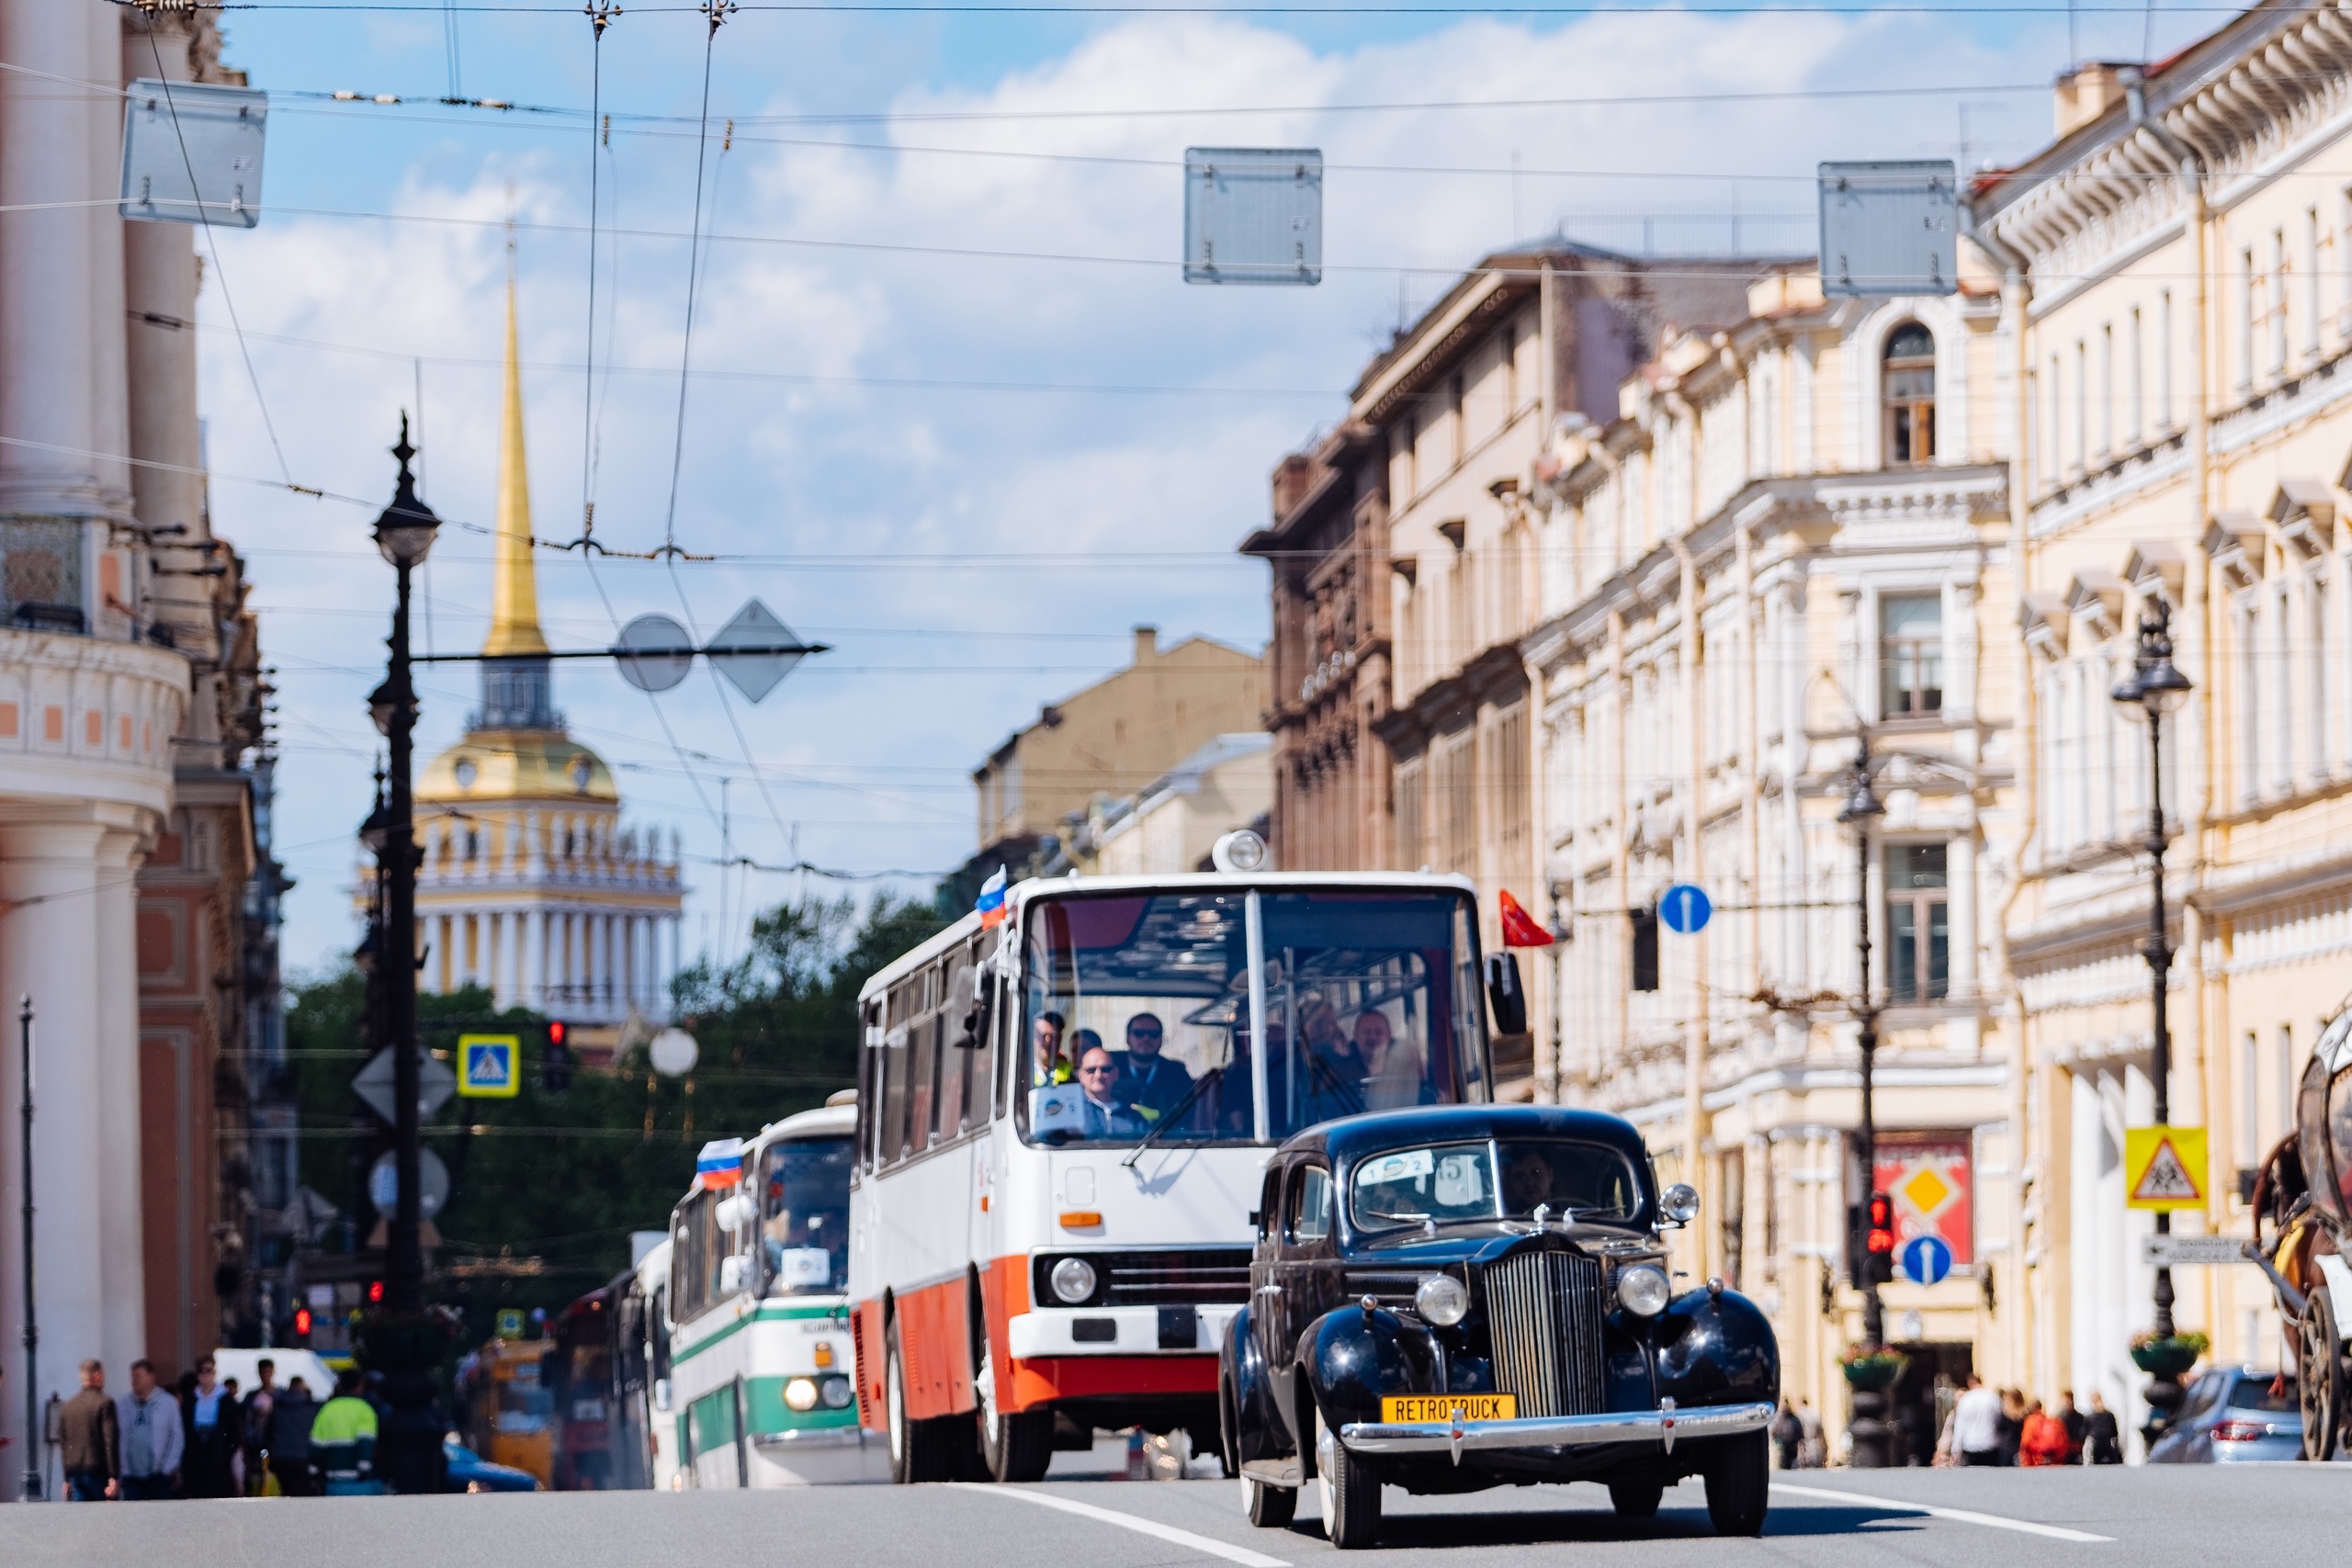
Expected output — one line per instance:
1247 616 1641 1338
857 1003 880 1175
963 938 996 1132
884 977 915 1167
936 951 967 1147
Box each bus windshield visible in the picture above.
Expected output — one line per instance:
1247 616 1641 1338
1018 887 1485 1147
761 1136 852 1295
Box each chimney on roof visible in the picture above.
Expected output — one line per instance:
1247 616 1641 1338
2054 62 2133 138
1272 452 1316 521
1133 626 1159 664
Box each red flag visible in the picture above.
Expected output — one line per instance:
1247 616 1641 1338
1498 889 1554 948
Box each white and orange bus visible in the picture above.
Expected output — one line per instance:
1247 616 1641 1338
847 865 1503 1483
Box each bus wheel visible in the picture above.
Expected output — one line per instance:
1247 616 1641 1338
888 1315 955 1483
975 1348 1053 1483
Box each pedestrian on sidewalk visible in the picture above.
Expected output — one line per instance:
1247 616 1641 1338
2056 1389 2087 1465
268 1375 321 1496
1996 1387 2026 1465
182 1355 243 1498
2084 1392 2124 1465
1794 1396 1825 1468
243 1359 277 1496
2019 1399 2071 1466
59 1359 119 1501
117 1359 185 1501
1950 1374 2005 1466
1770 1398 1802 1470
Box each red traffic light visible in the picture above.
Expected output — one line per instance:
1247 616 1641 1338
548 1020 567 1047
367 1279 386 1304
1865 1191 1897 1254
292 1305 313 1340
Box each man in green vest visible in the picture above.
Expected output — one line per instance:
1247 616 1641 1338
311 1370 381 1494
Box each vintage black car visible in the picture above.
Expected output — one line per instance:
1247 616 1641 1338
1218 1105 1777 1547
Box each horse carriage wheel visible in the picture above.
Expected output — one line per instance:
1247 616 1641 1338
2300 1286 2343 1462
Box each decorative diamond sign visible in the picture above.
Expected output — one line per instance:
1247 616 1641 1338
350 1046 456 1127
706 598 808 704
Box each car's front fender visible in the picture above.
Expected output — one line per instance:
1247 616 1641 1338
1297 1303 1438 1429
1221 1302 1291 1463
1650 1285 1780 1409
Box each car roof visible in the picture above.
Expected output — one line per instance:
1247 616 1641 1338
1279 1104 1655 1167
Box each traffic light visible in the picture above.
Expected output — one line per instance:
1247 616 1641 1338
291 1305 313 1344
1864 1191 1897 1286
367 1279 386 1305
544 1020 573 1094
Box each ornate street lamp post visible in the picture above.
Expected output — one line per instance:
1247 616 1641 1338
2110 601 2193 1442
1838 739 1893 1468
365 419 445 1495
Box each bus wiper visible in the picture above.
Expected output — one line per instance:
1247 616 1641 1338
1122 1065 1223 1169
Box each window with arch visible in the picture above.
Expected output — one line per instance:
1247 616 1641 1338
1883 322 1936 464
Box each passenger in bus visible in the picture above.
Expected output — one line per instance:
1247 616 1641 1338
1216 1021 1300 1136
1074 1045 1147 1138
1354 1009 1430 1111
1295 998 1373 1127
1114 1012 1193 1122
1032 1009 1072 1085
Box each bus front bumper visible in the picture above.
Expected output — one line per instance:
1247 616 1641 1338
1008 1303 1241 1358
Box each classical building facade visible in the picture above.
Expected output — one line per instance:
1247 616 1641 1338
1525 258 2026 1449
407 281 684 1052
0 4 273 1493
1973 0 2352 1444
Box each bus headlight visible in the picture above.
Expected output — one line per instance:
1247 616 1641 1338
1049 1256 1098 1304
1615 1264 1671 1317
785 1377 820 1412
820 1376 854 1409
1414 1275 1468 1325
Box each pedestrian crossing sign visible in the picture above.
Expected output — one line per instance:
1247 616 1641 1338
2125 1125 2206 1211
458 1033 521 1098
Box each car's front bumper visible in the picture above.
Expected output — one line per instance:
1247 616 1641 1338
1340 1398 1775 1458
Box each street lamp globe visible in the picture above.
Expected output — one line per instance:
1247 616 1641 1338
371 413 440 570
2112 602 2193 723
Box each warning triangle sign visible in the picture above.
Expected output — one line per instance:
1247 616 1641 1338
2132 1138 2200 1203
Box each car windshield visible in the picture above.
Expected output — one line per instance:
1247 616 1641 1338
2229 1374 2298 1413
761 1136 852 1296
1349 1138 1643 1233
1016 888 1487 1147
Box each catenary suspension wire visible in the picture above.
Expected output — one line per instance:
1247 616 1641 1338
582 5 615 533
137 22 293 483
662 5 733 554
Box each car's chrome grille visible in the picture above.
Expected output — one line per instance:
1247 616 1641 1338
1483 1250 1606 1418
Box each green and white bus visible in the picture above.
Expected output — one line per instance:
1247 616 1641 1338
664 1095 881 1485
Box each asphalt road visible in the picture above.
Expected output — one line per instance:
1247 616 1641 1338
6 1463 2346 1566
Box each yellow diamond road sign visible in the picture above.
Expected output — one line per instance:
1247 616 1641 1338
2125 1125 2206 1211
1900 1165 1953 1216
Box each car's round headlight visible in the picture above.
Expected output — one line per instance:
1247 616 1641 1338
1414 1274 1469 1326
784 1377 820 1412
1049 1256 1099 1304
820 1375 854 1409
1616 1264 1671 1317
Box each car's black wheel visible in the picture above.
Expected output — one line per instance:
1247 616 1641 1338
975 1348 1053 1483
1241 1474 1295 1529
2301 1286 2343 1461
1608 1480 1663 1519
1702 1430 1770 1537
1315 1408 1382 1550
887 1315 956 1483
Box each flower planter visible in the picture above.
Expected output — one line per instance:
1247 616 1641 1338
1841 1354 1906 1392
2129 1339 2200 1378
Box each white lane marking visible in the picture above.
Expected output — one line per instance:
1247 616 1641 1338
1772 1482 2114 1543
947 1483 1292 1568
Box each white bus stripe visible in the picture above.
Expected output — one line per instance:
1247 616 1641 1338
1771 1482 2114 1543
946 1483 1293 1567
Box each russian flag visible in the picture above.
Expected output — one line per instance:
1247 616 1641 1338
976 865 1009 930
695 1137 746 1190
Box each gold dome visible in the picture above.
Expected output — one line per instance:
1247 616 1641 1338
417 729 618 804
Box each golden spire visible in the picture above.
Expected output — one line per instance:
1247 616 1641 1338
482 231 548 659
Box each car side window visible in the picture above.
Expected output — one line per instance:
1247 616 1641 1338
1257 1168 1283 1244
1289 1164 1332 1247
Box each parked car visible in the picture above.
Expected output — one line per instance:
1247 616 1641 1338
444 1436 542 1492
2148 1367 2301 1462
1220 1105 1778 1548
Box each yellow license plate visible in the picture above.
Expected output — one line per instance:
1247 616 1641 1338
1381 1394 1518 1425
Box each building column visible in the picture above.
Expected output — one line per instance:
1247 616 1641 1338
94 825 150 1369
522 908 543 1011
0 818 115 1497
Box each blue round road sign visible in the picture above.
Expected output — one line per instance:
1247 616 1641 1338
1658 883 1712 935
1899 1234 1953 1286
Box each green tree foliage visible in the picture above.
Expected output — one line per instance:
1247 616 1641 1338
282 892 944 1342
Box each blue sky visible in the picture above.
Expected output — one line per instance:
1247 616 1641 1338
192 0 2217 974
